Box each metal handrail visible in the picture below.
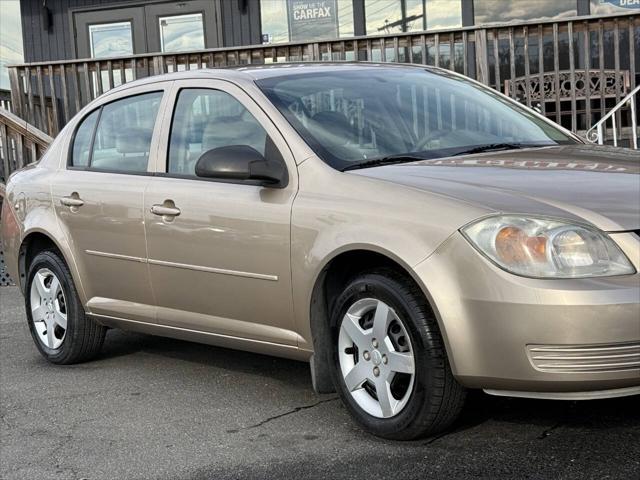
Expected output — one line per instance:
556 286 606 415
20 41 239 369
586 85 639 150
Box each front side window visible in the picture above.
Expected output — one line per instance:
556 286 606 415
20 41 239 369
257 68 577 171
71 92 163 172
168 89 268 176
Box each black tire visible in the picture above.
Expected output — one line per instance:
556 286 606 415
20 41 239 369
26 249 106 364
329 268 466 440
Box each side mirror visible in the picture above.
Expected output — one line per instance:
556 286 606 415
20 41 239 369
194 145 287 188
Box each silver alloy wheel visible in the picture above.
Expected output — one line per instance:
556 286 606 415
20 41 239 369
338 298 415 418
30 268 67 350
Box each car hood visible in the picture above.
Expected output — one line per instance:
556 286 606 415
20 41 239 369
350 145 640 232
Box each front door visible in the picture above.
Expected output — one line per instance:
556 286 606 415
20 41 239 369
52 87 168 322
144 80 299 346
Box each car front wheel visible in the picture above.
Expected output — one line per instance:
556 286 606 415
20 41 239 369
26 249 106 364
330 268 466 440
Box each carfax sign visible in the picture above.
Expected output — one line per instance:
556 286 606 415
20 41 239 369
600 0 640 8
287 0 339 42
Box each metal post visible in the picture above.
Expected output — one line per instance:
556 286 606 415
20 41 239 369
631 97 638 150
596 124 603 145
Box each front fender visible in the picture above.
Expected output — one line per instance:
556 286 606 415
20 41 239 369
290 158 489 349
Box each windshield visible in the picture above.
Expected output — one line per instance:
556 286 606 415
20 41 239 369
256 67 578 171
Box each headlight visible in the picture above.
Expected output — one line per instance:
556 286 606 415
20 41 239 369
461 215 635 278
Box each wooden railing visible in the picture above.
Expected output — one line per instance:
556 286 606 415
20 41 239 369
7 12 638 140
0 108 52 184
0 89 12 112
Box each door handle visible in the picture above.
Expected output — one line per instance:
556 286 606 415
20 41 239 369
150 204 181 217
60 195 84 208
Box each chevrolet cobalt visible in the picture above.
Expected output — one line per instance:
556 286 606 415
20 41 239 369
2 64 639 440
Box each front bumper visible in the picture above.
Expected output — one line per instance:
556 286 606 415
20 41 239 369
415 231 640 396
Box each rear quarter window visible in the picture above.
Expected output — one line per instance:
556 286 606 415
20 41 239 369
70 109 99 167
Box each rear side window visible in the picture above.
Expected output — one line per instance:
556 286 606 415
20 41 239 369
71 109 99 167
70 91 163 172
167 89 267 176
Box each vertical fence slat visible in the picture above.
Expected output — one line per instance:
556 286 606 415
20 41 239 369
82 62 92 104
552 24 561 124
584 21 591 128
508 27 516 99
462 31 468 76
538 26 546 115
493 29 501 91
449 33 455 71
630 20 637 92
47 65 59 135
568 22 577 133
70 63 81 115
474 29 488 85
8 67 24 119
393 37 399 63
120 60 127 85
25 67 35 126
29 141 37 164
95 61 103 96
613 19 622 145
59 64 70 124
598 20 606 121
0 122 9 181
523 26 531 107
107 60 114 91
15 132 24 169
35 66 47 131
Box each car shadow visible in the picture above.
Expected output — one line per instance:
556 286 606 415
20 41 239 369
448 389 640 436
96 328 312 386
96 328 639 437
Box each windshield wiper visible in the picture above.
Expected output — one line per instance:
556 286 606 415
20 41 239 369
452 143 531 156
342 154 428 172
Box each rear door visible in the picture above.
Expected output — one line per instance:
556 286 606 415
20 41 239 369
143 79 299 346
52 85 170 322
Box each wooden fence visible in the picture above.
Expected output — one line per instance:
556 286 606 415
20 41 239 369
7 12 638 140
0 108 53 184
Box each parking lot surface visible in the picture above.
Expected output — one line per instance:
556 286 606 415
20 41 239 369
1 286 639 480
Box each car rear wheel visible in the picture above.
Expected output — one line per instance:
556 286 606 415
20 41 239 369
330 268 466 440
26 250 106 364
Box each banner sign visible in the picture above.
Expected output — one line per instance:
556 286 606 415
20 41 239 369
287 0 339 42
600 0 640 8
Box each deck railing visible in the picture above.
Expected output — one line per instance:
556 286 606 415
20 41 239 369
1 13 639 286
7 12 638 140
0 107 53 184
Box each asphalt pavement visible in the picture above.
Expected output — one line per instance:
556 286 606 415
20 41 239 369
1 285 639 480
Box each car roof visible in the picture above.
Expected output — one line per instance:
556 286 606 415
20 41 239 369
104 62 436 94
